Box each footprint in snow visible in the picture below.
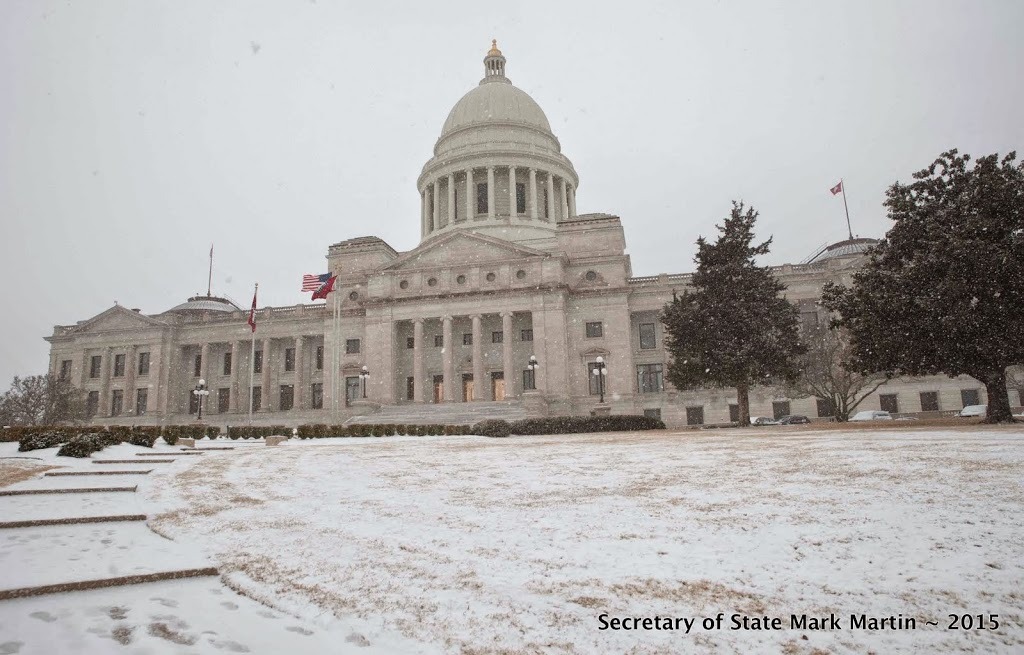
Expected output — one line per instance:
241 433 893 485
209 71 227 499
208 637 250 652
0 641 24 654
256 610 277 619
220 601 238 610
151 598 178 608
29 611 57 623
286 626 314 636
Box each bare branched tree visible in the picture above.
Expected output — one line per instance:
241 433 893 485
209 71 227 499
0 374 88 426
786 325 890 422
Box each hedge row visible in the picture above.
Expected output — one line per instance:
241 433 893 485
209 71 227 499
296 424 474 438
226 425 290 440
474 415 666 437
11 424 212 451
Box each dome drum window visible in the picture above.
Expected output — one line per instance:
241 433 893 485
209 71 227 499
427 277 438 287
399 280 409 290
348 291 359 301
456 275 467 285
486 272 496 282
516 270 527 280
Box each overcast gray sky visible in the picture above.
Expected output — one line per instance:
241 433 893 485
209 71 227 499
1 0 1022 385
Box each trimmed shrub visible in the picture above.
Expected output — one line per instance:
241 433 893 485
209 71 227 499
127 430 157 448
18 430 69 452
57 433 105 458
162 433 179 446
472 419 512 438
507 415 666 436
383 424 396 437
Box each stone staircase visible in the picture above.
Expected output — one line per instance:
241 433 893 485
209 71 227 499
345 400 536 426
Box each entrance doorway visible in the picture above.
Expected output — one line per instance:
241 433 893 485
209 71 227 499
432 375 444 403
345 377 360 406
462 373 474 402
491 372 505 401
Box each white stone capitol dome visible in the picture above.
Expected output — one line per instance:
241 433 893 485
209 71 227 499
440 73 553 138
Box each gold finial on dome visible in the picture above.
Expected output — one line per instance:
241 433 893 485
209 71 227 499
487 39 502 56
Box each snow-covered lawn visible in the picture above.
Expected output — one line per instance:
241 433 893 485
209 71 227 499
140 428 1024 654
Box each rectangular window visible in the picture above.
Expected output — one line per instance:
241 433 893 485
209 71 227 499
476 182 488 214
113 354 125 378
521 329 533 342
345 339 360 354
543 189 550 218
516 182 526 214
194 354 202 378
772 401 791 420
463 333 473 346
920 391 939 412
492 331 503 344
817 398 835 417
252 386 262 412
960 389 980 407
223 352 232 376
586 321 603 338
59 360 72 380
453 189 458 220
637 363 664 393
686 406 704 425
644 408 662 421
284 348 295 372
137 352 150 376
312 383 323 409
135 388 148 415
879 394 899 414
406 376 415 401
279 385 294 411
110 390 123 416
218 388 230 413
254 350 263 374
523 369 536 391
407 337 415 349
90 355 102 379
588 362 606 395
729 404 739 422
639 323 657 350
86 391 99 417
434 335 444 348
315 345 324 371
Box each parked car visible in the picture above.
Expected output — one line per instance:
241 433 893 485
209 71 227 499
958 404 987 418
750 416 779 426
850 410 893 422
778 415 811 425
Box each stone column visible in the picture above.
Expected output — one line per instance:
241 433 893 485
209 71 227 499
546 173 555 221
100 347 113 417
421 190 428 237
442 315 456 402
413 319 424 402
294 336 305 410
567 184 577 218
529 168 538 219
200 343 210 383
502 312 514 398
508 166 517 218
486 167 495 220
124 345 137 415
466 168 474 219
260 337 272 411
559 178 569 221
471 314 485 401
447 173 455 224
229 340 241 412
432 179 440 230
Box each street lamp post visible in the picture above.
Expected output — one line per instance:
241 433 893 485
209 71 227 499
591 356 608 404
527 355 539 390
193 379 210 421
359 365 369 399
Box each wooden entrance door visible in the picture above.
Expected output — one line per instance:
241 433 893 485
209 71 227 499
433 375 444 403
462 374 474 402
491 372 505 401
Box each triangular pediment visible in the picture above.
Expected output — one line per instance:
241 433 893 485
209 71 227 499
382 231 548 271
71 305 168 334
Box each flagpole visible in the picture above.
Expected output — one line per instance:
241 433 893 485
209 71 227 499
841 179 853 240
248 282 257 425
207 244 214 296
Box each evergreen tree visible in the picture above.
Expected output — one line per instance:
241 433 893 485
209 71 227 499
661 202 804 426
822 150 1024 423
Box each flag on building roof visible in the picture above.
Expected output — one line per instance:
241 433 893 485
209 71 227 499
302 273 332 292
247 285 257 333
311 275 337 301
830 181 843 195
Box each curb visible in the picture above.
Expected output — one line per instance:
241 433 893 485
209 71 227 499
182 447 235 451
0 486 137 496
136 452 204 457
45 470 152 476
94 459 175 464
0 515 147 529
0 567 220 600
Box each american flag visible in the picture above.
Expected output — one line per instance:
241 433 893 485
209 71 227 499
302 273 332 292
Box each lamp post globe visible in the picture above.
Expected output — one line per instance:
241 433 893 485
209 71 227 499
591 358 608 403
193 378 210 421
527 355 539 390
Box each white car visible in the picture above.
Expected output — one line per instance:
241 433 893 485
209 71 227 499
750 416 779 426
958 405 987 418
850 410 893 422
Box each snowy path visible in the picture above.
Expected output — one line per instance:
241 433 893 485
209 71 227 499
145 429 1024 654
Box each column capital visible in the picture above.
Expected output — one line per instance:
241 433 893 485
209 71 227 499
412 317 425 326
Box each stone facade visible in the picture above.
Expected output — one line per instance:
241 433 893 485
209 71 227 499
43 44 1020 428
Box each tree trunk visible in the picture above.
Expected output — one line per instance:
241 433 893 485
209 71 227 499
737 383 750 427
980 370 1015 423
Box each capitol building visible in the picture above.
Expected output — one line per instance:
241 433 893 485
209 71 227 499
44 43 1010 428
